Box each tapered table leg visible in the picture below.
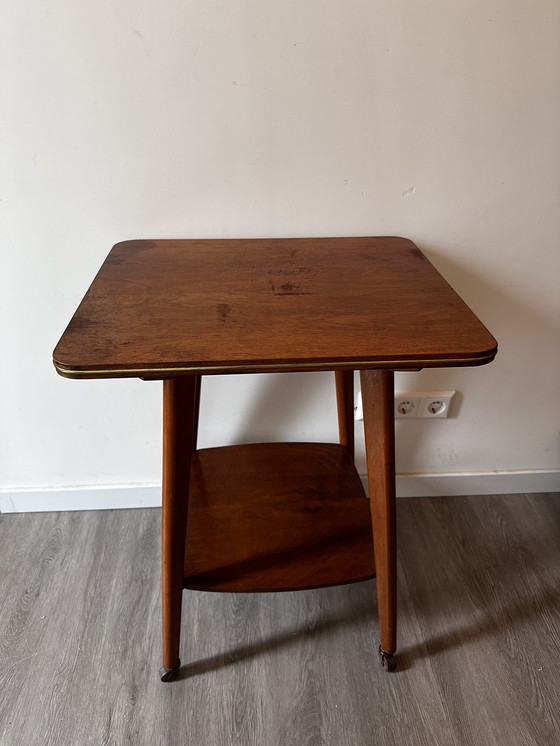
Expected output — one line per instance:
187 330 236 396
360 370 397 671
160 376 198 681
335 370 355 463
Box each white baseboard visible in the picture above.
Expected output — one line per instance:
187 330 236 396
1 471 558 514
394 469 560 497
0 484 162 514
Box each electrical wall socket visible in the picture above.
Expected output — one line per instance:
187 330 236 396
354 390 457 420
395 391 456 419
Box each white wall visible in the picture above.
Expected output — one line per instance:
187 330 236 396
2 1 559 509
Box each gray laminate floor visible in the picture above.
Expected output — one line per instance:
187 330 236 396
1 493 559 745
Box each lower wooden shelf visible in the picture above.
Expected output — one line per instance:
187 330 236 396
183 442 375 592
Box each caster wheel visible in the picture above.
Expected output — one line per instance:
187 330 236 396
159 659 181 682
379 648 396 672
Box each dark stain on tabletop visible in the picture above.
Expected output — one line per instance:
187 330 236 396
279 282 300 295
277 282 312 296
217 303 232 321
269 279 312 296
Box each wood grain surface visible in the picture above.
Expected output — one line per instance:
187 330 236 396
182 443 375 592
53 237 497 378
2 493 560 745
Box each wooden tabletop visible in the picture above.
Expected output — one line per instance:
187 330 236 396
53 237 497 379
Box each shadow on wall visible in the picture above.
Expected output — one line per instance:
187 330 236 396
401 241 558 391
206 370 338 447
394 241 559 474
423 243 558 341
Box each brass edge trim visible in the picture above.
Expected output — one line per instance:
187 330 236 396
54 352 496 379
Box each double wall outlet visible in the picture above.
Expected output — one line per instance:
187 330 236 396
354 391 457 420
395 391 456 419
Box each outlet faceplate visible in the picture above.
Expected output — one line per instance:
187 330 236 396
395 391 456 419
354 390 457 420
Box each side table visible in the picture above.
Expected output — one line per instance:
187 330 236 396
53 237 497 678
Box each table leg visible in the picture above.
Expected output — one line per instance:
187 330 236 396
160 376 198 682
335 370 355 463
360 370 397 671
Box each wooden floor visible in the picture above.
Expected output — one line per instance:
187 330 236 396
1 493 559 745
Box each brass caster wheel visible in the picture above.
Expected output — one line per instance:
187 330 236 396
159 659 181 682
